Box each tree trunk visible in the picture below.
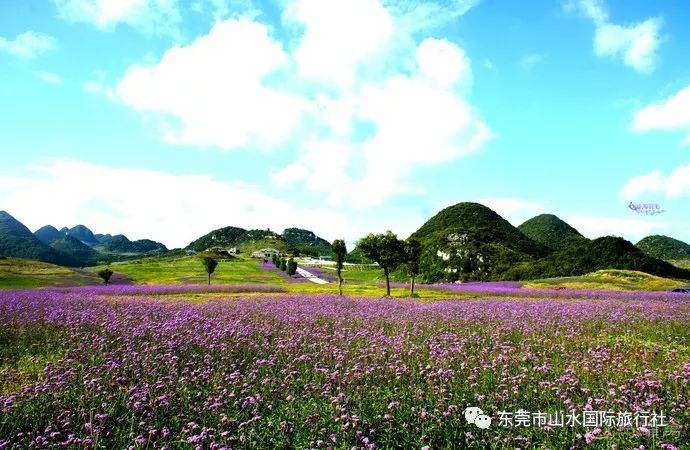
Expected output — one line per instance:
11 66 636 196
410 274 416 296
384 267 390 297
208 272 211 286
338 277 343 296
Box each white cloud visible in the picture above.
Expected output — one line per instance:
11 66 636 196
519 53 544 69
476 198 545 225
620 164 690 200
416 38 472 90
0 160 348 249
271 36 490 208
567 215 663 240
112 1 490 208
34 71 63 84
116 18 310 150
0 31 57 58
51 0 182 35
567 0 662 73
284 0 395 87
631 85 690 143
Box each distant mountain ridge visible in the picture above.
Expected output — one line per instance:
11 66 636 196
3 206 690 281
0 211 78 266
0 215 167 266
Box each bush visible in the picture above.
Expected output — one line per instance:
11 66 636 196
280 259 287 271
287 259 297 276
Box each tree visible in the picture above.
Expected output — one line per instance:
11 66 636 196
357 231 405 297
97 268 113 286
280 258 287 271
287 259 297 276
405 238 422 296
332 239 347 296
202 257 218 285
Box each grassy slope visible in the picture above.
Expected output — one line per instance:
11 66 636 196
0 258 100 289
524 269 687 291
669 259 690 270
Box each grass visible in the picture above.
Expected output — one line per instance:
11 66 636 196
524 269 687 291
0 257 100 289
669 259 690 270
88 255 287 286
3 256 687 298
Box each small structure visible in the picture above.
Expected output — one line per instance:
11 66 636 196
251 248 281 259
186 250 197 256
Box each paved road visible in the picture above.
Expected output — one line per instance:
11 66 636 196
296 266 329 284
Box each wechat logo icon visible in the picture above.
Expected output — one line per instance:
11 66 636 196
464 406 492 430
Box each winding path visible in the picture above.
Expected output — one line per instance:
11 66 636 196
296 266 329 284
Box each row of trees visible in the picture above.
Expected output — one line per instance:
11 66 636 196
329 232 422 297
271 254 298 276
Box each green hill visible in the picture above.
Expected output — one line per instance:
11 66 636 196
100 235 167 254
411 202 543 256
407 203 690 282
186 226 247 251
282 227 332 257
94 233 113 243
512 236 690 281
187 226 331 256
0 257 101 289
0 211 77 266
34 225 63 244
525 269 687 291
636 235 690 261
66 225 99 246
409 203 545 282
518 214 588 250
50 235 98 265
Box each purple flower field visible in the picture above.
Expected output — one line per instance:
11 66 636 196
1 289 689 449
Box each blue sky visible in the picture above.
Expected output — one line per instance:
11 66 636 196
1 0 689 249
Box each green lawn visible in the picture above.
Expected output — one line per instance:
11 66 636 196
89 256 287 286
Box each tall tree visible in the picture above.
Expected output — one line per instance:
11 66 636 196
97 268 113 286
332 239 347 296
357 231 405 297
202 257 218 285
405 238 422 296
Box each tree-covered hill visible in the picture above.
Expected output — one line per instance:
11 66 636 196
34 225 64 244
186 226 247 251
636 235 690 261
518 214 589 250
50 235 98 265
282 227 332 257
100 235 168 254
